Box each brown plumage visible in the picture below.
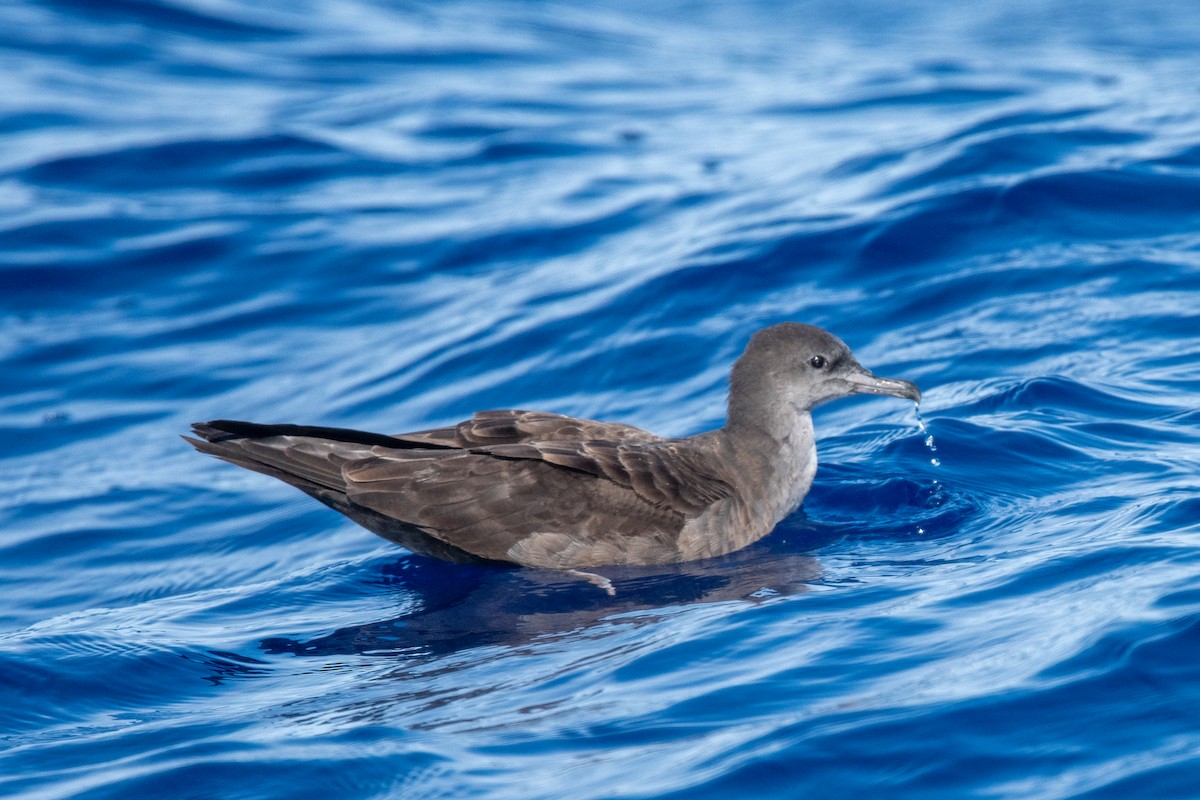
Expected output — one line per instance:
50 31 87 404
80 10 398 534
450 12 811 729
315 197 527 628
186 322 920 593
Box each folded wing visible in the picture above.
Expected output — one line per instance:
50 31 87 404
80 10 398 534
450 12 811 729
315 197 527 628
189 413 734 569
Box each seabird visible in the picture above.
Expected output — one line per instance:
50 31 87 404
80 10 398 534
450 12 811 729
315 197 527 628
186 322 920 594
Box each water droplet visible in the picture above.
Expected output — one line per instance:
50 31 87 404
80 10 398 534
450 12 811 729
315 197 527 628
914 406 943 509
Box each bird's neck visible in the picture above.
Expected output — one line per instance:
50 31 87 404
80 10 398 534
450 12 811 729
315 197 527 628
721 400 818 517
725 389 812 449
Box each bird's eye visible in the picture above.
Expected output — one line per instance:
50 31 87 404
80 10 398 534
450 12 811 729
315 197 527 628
809 355 827 369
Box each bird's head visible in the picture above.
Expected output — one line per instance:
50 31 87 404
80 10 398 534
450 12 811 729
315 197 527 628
729 322 920 427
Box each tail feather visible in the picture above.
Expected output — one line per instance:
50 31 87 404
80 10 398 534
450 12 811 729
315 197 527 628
188 422 362 494
185 420 491 564
199 419 418 449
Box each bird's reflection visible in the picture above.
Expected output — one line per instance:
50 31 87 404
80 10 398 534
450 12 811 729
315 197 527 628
259 533 824 660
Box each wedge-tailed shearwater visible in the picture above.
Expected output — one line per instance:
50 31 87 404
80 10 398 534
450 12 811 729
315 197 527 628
187 322 920 593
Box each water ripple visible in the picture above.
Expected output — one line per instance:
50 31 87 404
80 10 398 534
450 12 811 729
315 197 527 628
4 1 1200 798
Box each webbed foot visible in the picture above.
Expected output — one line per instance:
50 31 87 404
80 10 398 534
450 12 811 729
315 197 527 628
566 569 616 595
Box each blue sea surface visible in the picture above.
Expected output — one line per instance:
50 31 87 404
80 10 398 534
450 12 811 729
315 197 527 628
3 1 1200 797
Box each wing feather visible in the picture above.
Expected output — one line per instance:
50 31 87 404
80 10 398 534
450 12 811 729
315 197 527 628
342 449 689 566
470 439 734 515
392 410 663 448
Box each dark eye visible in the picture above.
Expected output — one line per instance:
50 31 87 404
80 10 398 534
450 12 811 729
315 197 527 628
809 355 827 369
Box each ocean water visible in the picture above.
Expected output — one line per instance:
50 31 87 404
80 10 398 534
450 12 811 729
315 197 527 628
3 0 1200 797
